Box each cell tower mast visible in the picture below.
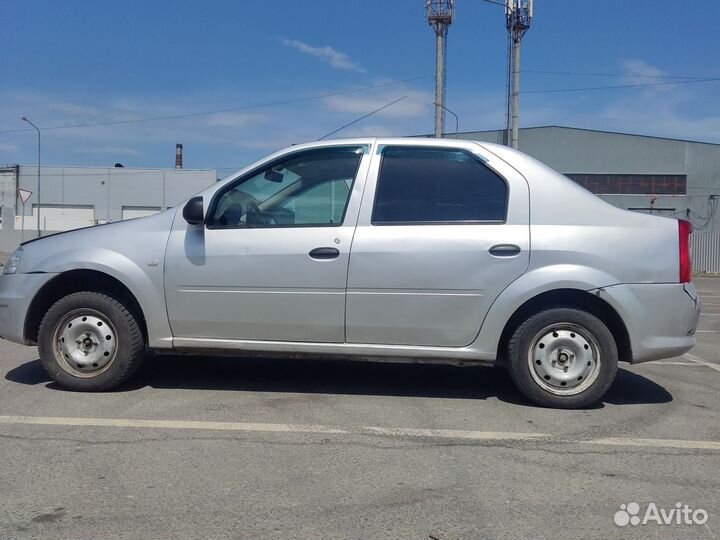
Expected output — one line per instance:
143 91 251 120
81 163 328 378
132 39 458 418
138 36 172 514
505 0 533 149
427 0 455 138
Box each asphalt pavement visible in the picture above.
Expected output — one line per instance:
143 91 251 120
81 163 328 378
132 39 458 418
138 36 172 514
0 276 718 539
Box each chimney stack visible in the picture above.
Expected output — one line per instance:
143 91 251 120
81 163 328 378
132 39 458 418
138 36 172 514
175 143 183 169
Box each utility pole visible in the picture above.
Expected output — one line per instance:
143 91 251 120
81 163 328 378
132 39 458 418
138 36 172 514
20 116 41 237
504 33 513 146
505 0 533 149
427 1 455 138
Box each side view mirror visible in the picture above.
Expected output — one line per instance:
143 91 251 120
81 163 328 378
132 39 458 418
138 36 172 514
264 169 284 183
183 196 204 225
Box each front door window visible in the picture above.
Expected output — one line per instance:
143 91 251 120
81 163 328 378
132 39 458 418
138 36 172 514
207 146 364 229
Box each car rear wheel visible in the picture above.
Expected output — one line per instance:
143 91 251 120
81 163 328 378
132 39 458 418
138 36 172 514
507 308 618 408
38 291 145 391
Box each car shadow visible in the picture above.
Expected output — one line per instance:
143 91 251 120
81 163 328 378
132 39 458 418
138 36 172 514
4 354 672 408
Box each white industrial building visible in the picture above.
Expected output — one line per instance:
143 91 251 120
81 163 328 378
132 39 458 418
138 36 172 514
0 164 216 251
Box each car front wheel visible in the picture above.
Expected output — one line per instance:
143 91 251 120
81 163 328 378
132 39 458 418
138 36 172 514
38 291 145 391
507 308 618 409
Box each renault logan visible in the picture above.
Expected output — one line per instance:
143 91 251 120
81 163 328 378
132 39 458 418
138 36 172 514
0 138 701 408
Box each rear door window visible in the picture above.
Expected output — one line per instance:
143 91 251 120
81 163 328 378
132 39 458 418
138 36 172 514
372 146 508 224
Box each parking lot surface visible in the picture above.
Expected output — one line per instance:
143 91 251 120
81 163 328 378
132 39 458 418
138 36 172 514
0 277 718 539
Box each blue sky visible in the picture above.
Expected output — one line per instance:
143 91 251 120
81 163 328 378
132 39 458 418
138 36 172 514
1 0 719 172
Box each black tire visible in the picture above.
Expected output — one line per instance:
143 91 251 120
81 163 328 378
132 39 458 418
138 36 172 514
506 308 618 409
38 291 145 391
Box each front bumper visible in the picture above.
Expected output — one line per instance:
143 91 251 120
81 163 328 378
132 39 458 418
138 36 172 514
0 273 58 345
594 282 701 364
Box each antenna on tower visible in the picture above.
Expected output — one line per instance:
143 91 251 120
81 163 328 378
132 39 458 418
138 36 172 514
505 0 533 149
427 0 455 138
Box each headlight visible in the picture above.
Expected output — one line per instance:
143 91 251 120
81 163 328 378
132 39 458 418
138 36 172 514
3 247 24 275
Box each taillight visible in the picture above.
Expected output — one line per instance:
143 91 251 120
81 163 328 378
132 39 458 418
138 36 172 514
678 219 692 283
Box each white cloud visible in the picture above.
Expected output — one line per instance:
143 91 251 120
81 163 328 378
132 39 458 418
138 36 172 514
280 38 366 73
46 102 103 117
584 59 720 140
205 112 265 127
0 143 19 153
599 97 720 142
44 101 140 124
4 57 716 171
622 58 665 80
233 136 301 151
73 146 141 156
324 89 431 119
619 58 677 94
336 123 399 137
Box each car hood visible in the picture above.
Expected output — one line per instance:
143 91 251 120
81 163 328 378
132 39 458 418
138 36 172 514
21 220 120 247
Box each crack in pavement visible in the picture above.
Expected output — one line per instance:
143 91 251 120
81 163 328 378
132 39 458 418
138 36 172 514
1 414 719 452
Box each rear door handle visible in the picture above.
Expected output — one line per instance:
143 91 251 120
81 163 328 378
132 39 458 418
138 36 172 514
309 247 340 260
489 244 521 257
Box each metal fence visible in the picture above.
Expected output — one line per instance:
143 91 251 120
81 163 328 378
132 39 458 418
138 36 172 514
693 233 720 273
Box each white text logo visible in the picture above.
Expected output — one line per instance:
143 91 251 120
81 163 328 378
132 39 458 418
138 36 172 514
614 502 708 527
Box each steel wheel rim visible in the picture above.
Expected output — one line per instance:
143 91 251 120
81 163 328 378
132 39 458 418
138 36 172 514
527 322 601 396
52 309 118 378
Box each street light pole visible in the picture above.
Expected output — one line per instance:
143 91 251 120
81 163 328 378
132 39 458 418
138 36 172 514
20 116 41 237
434 102 459 137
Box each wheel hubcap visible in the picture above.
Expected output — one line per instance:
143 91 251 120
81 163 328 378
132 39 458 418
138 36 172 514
528 323 601 395
53 311 117 378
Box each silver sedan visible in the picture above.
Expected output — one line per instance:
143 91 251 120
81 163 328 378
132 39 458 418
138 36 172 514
0 138 701 408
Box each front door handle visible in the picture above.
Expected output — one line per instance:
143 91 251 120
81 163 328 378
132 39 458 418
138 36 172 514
309 247 340 260
489 244 521 257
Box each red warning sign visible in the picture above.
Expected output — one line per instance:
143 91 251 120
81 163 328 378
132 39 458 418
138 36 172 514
17 188 32 204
